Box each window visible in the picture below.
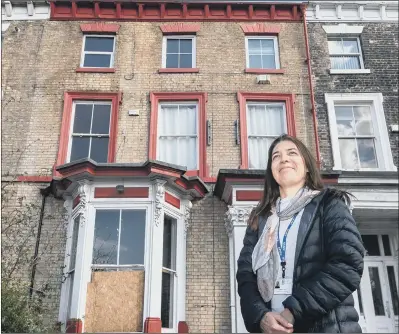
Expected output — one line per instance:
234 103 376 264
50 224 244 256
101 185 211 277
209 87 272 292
334 104 378 169
237 92 296 169
162 36 196 69
328 37 364 70
149 92 208 178
161 216 177 329
68 102 111 163
58 182 191 332
157 103 198 170
92 209 146 266
325 93 396 171
247 102 287 169
361 234 394 257
81 35 115 68
56 92 120 170
245 36 280 69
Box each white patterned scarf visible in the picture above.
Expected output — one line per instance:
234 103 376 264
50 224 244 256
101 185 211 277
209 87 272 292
252 187 321 302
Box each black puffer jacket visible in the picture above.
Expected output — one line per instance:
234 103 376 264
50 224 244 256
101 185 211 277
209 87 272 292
236 188 365 333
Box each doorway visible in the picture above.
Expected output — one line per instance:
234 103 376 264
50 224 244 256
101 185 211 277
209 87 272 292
355 234 398 333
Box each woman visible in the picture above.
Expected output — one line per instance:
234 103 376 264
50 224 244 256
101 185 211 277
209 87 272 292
236 135 365 333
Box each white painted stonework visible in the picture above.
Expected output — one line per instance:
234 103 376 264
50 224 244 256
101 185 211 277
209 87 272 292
58 179 191 333
307 1 399 22
225 205 255 334
1 0 50 21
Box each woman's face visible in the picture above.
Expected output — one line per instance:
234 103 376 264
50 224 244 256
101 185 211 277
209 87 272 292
271 140 307 189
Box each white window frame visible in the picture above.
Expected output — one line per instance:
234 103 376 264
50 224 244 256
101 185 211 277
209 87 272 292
58 182 188 333
328 36 365 69
160 209 181 333
245 36 280 69
325 93 396 172
162 35 196 68
322 25 370 74
67 100 112 163
328 36 370 74
246 101 287 169
80 34 116 68
156 102 199 170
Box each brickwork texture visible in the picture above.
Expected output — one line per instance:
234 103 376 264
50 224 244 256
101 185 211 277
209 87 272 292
308 22 399 170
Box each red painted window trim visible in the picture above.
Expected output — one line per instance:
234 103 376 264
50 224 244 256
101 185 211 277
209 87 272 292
94 187 149 198
149 92 208 179
160 23 201 34
165 192 181 209
16 176 52 182
80 23 120 33
236 190 263 201
76 68 116 73
240 23 281 35
158 68 199 74
237 92 296 169
56 92 122 170
245 69 285 74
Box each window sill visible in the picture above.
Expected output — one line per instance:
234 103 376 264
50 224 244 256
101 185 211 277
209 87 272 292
333 167 398 172
329 69 371 74
245 68 285 74
158 68 199 73
76 68 116 73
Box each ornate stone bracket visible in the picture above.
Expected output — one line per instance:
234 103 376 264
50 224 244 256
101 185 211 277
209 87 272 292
225 206 254 237
154 181 166 227
72 181 90 227
62 197 72 231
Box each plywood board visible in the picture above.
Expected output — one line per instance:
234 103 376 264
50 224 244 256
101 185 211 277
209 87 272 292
84 270 145 333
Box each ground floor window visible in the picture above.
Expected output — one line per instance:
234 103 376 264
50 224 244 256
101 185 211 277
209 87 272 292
92 209 146 267
161 216 177 329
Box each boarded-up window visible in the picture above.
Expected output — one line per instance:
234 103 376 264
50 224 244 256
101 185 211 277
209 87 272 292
85 209 146 332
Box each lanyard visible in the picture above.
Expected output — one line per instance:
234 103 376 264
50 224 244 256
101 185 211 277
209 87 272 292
277 213 298 279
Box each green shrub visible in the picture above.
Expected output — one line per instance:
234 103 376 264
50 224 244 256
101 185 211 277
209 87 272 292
1 282 51 333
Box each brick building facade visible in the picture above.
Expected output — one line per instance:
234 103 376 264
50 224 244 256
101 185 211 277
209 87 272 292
306 1 399 332
1 0 398 333
2 0 313 333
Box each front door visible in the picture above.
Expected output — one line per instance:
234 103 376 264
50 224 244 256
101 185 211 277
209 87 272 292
358 260 397 333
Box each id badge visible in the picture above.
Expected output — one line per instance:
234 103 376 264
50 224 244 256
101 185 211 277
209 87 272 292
274 278 293 295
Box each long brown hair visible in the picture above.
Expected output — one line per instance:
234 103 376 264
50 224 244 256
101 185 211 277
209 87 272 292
248 135 324 230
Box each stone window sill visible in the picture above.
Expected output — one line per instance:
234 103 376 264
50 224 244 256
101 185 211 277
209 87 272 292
245 68 285 74
329 69 371 74
76 68 116 73
158 68 199 73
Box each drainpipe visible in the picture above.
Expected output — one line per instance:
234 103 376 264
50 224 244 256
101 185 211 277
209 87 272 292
301 4 321 169
29 185 52 298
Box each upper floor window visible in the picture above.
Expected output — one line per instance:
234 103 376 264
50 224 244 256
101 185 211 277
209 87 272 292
162 36 196 69
247 102 287 169
334 104 377 169
55 92 120 170
325 93 396 171
149 92 208 179
81 35 115 68
245 36 280 70
157 103 198 170
328 37 364 70
237 92 296 170
69 101 111 163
